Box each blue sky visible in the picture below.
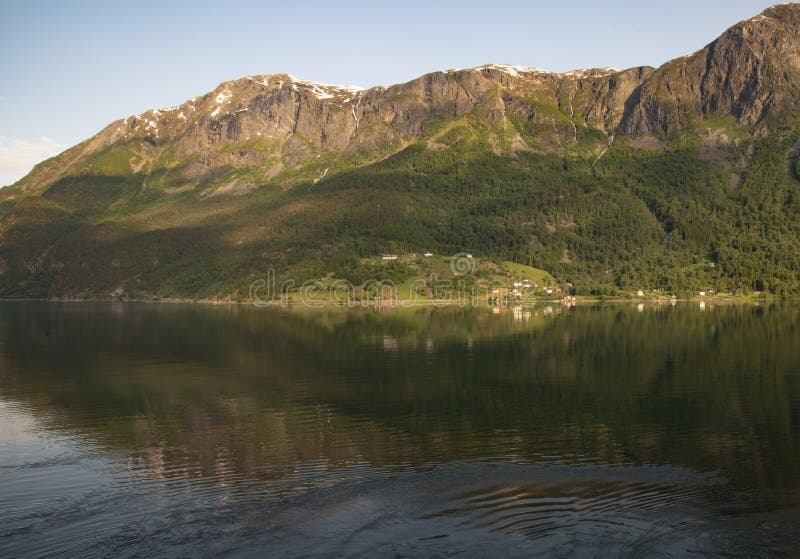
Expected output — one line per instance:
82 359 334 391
0 0 780 185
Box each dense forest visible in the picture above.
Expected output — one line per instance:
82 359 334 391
233 124 800 298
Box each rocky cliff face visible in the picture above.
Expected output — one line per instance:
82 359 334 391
8 5 800 199
622 4 800 135
8 65 649 197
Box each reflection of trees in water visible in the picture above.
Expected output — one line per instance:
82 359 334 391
0 302 799 496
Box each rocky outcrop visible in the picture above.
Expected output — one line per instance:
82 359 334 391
5 4 800 199
621 4 800 135
6 66 649 196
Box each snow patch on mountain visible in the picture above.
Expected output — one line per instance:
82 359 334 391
250 74 365 100
471 64 551 77
561 67 621 78
468 64 621 79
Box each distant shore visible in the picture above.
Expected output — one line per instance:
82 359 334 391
0 295 780 307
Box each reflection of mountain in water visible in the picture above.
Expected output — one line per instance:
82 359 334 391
1 302 799 492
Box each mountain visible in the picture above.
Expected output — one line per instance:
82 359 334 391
7 65 644 197
2 4 800 299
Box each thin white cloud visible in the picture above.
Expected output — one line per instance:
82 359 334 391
0 136 67 187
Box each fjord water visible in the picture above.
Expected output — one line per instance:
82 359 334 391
1 302 799 558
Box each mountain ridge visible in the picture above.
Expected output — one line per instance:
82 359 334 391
11 2 800 197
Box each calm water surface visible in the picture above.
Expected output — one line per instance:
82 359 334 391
1 302 800 558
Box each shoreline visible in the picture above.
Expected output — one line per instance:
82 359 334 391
0 295 784 307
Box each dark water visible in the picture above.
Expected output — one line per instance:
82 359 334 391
1 302 800 558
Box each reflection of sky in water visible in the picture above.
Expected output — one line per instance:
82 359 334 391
0 400 40 449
